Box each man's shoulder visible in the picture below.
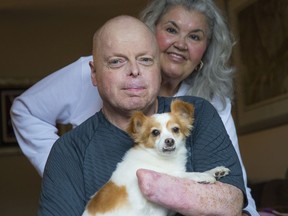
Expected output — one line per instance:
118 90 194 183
158 96 214 112
60 112 129 146
55 114 99 146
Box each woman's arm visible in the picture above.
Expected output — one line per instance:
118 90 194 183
211 97 259 216
10 56 100 176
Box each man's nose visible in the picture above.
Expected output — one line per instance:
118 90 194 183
128 61 140 77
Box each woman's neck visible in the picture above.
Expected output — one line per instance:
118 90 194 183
159 79 182 97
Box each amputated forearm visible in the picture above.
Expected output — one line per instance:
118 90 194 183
137 169 244 216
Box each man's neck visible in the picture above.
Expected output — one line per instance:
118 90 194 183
102 100 158 131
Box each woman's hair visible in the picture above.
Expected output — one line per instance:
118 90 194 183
140 0 235 108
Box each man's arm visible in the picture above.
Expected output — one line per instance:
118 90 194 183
38 137 86 216
137 169 243 216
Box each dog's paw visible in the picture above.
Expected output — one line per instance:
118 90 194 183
183 172 216 183
196 173 218 184
198 179 215 184
206 166 230 179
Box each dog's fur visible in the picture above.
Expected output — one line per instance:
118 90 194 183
82 100 229 216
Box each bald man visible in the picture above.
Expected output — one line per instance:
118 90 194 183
38 15 246 216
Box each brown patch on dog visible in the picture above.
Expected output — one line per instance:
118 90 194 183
86 181 128 214
170 100 194 136
127 112 161 149
126 112 146 136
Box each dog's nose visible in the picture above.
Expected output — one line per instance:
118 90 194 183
165 138 175 147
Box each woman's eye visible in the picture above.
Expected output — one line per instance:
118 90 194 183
166 27 177 34
189 34 200 41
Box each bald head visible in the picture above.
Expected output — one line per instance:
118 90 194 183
92 15 158 58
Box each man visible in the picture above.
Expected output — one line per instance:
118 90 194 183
38 15 246 216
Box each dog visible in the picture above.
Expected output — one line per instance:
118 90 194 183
82 100 230 216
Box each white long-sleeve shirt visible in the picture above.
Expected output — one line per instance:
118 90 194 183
10 56 258 215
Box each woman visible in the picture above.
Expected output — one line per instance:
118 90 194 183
11 0 257 215
141 1 257 215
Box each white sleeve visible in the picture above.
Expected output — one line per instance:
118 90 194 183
211 97 259 216
10 56 102 176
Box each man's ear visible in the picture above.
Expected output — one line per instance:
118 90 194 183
89 61 97 86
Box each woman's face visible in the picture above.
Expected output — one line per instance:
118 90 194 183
155 5 209 82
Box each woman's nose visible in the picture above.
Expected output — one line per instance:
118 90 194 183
174 36 188 51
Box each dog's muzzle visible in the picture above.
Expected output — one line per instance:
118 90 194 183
162 138 176 152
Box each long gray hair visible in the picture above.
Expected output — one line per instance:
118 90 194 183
140 0 235 108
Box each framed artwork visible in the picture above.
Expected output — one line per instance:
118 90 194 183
0 86 27 149
228 0 288 134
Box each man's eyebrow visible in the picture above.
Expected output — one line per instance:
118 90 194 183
104 53 125 59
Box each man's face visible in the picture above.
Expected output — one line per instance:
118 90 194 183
91 20 161 115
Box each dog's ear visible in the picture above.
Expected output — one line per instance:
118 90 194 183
126 111 146 137
171 99 194 125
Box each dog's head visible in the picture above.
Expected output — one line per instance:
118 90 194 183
127 100 194 156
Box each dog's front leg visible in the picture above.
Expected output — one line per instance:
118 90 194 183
178 166 230 184
204 166 230 180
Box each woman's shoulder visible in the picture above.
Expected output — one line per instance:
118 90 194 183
210 96 231 110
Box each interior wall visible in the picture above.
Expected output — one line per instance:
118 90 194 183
0 4 147 81
239 124 288 183
0 10 95 80
0 152 41 216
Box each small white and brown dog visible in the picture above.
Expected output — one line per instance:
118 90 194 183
82 100 229 216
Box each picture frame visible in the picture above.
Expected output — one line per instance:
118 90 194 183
228 0 288 134
0 87 26 148
0 79 34 154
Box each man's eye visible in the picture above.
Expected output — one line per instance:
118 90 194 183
107 58 125 68
139 57 154 66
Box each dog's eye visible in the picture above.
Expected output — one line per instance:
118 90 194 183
172 127 180 133
151 129 160 137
